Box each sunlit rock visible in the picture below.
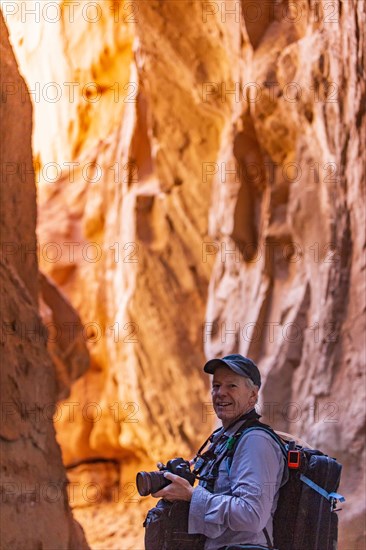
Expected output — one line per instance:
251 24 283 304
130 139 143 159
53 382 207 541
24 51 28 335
2 0 365 548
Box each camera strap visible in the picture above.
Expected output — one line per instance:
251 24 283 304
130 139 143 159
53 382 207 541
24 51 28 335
192 410 262 482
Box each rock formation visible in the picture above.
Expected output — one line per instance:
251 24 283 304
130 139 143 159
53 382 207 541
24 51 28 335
2 0 365 548
0 11 89 550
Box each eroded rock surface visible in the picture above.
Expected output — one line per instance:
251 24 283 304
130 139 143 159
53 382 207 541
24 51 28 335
202 3 366 549
39 271 90 401
0 11 89 550
2 1 365 548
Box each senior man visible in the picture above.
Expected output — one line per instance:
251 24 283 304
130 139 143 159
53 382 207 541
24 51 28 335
153 354 287 549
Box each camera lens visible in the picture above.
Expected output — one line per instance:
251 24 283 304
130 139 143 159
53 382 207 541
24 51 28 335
136 471 152 496
136 470 170 496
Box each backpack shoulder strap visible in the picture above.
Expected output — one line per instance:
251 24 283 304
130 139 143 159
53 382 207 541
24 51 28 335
226 423 288 471
225 422 287 550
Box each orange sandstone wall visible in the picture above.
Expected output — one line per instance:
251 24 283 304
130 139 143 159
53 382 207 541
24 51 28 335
0 11 89 550
2 1 365 548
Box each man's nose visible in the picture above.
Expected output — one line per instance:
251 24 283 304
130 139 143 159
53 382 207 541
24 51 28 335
217 386 227 397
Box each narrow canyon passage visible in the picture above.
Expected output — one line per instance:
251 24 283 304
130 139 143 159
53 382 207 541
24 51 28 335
1 1 365 549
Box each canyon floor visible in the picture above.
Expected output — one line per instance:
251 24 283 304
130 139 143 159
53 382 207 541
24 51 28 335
74 499 152 550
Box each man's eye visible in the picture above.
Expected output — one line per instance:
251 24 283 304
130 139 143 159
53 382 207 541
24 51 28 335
230 384 237 388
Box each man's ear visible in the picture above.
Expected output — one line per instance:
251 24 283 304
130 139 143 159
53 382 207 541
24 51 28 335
249 388 258 405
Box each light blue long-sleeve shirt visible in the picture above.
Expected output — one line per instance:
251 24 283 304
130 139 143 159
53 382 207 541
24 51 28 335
188 418 287 549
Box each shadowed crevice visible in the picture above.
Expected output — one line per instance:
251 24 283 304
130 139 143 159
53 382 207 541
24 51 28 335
241 0 277 49
232 117 266 260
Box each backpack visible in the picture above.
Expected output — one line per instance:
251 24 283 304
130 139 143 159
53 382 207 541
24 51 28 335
227 424 345 550
143 498 206 550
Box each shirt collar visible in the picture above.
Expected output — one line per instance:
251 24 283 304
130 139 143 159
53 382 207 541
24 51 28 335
221 407 257 436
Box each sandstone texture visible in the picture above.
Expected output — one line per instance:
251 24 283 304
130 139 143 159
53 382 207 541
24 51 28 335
2 0 365 549
0 11 89 550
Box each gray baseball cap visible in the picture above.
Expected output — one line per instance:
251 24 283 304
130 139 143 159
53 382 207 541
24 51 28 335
204 354 261 388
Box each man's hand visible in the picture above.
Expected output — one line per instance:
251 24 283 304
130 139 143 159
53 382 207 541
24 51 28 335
152 472 194 502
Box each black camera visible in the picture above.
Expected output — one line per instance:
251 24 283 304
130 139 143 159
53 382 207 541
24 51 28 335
136 457 196 497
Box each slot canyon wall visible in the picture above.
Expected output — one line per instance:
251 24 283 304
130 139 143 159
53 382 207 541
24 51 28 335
1 1 365 549
0 12 89 550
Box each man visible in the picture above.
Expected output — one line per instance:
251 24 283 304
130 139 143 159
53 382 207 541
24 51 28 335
153 354 287 549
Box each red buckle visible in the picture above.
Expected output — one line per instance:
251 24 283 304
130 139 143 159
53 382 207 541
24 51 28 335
288 450 301 469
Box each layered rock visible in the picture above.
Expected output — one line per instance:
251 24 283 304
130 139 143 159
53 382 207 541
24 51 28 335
203 4 366 548
2 0 365 548
0 11 89 550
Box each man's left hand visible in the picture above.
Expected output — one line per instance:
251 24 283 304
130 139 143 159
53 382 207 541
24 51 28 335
152 472 194 502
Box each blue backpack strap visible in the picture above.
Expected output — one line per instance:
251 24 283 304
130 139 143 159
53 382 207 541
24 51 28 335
300 474 345 503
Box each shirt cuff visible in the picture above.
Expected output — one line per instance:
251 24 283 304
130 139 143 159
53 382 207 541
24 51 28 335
188 485 209 534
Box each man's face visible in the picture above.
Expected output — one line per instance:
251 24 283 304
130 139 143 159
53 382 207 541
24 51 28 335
212 366 258 428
